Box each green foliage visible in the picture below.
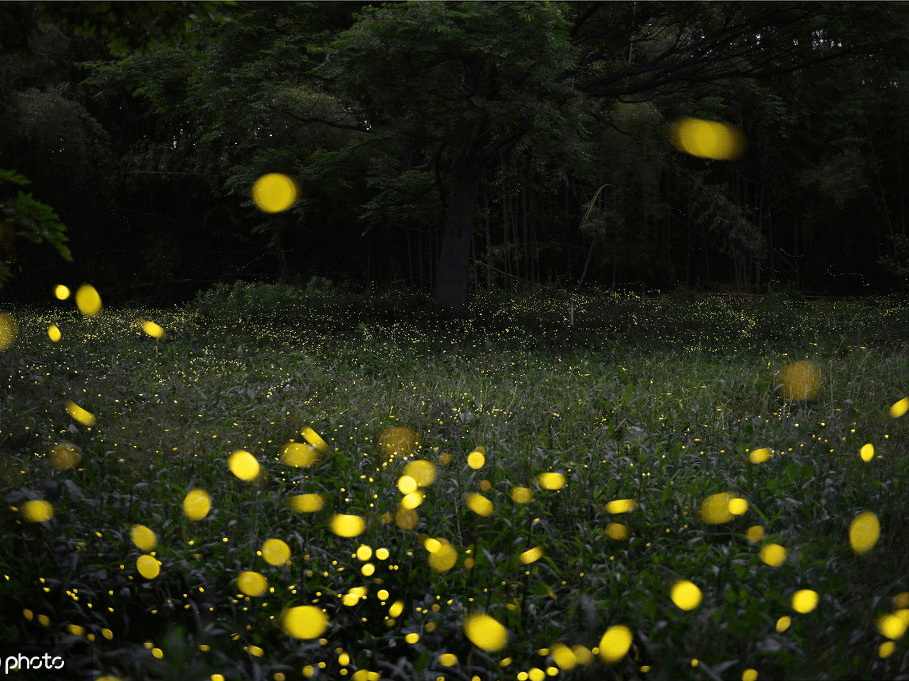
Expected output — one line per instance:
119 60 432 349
2 290 909 679
0 166 71 287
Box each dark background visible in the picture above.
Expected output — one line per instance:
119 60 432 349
3 2 909 308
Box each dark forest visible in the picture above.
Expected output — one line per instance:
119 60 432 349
3 2 909 311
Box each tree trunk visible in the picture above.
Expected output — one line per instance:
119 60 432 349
436 164 480 318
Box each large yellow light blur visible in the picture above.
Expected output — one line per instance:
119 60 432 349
0 312 17 351
66 401 96 427
464 613 508 652
849 511 880 555
228 449 260 481
75 284 102 316
183 488 212 521
329 514 366 538
669 117 747 160
670 580 703 611
130 524 157 552
281 605 328 639
252 173 298 213
777 361 822 400
598 625 632 664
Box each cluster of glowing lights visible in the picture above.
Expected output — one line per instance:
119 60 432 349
9 283 909 678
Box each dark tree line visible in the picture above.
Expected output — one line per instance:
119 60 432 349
2 2 909 314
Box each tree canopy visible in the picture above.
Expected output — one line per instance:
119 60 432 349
3 2 909 309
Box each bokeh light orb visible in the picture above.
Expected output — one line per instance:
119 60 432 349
130 524 157 552
252 173 298 213
50 442 82 469
75 284 102 316
776 360 822 401
0 312 17 351
228 449 260 481
464 613 508 652
281 605 328 639
669 117 747 160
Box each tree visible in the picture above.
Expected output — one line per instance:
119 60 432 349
320 2 576 317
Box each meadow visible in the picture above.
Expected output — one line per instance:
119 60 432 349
2 281 909 681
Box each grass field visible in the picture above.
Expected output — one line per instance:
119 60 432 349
2 282 909 681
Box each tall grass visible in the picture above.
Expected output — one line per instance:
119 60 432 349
1 283 908 680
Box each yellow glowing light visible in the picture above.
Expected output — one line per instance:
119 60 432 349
356 545 373 561
606 522 630 540
464 613 508 652
281 605 328 639
700 492 734 524
130 524 157 552
849 511 880 555
670 580 702 611
75 284 102 316
746 525 765 542
791 589 818 614
389 600 404 618
467 450 485 469
605 498 636 514
395 507 418 530
728 497 749 515
0 312 16 351
877 610 909 639
669 117 747 160
537 472 566 490
397 475 418 495
860 443 875 462
22 499 54 522
301 426 329 453
329 514 366 538
890 397 909 418
466 492 494 517
228 449 260 481
748 448 771 463
288 493 324 513
401 490 424 509
54 284 70 300
50 442 82 469
48 324 61 342
880 641 896 658
238 571 268 596
776 361 822 400
550 643 577 670
262 538 291 566
510 486 533 503
598 625 633 664
760 543 787 567
252 173 298 213
280 441 320 467
439 653 457 666
519 546 544 565
403 460 437 486
183 488 212 521
66 401 96 427
140 320 164 339
137 555 160 579
427 538 457 572
776 616 791 632
405 633 420 644
742 669 759 681
377 426 418 457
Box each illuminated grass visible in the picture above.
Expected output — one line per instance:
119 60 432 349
0 285 908 680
